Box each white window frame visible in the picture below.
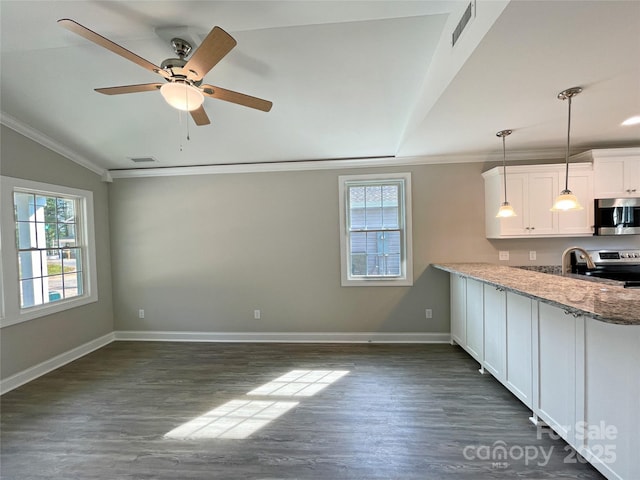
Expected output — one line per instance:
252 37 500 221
0 176 98 327
338 172 413 287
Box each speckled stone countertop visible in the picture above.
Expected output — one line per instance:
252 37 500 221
432 263 640 326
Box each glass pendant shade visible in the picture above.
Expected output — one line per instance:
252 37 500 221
496 202 517 218
551 190 583 211
160 82 204 111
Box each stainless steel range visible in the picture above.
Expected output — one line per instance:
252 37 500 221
571 249 640 288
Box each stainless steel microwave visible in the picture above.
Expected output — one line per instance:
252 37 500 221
594 198 640 235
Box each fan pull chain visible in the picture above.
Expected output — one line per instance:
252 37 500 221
185 86 191 142
178 109 184 152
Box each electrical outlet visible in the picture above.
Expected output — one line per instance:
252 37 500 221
425 308 433 319
138 309 145 319
529 250 537 261
499 251 509 261
254 309 261 320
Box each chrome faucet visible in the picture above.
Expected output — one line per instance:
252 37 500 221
561 246 596 275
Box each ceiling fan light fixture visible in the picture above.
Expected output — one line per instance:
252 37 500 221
160 82 204 111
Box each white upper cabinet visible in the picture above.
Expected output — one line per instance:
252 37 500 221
557 167 595 235
572 147 640 198
577 148 640 198
483 163 594 238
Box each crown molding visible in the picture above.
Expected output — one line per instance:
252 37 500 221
107 148 570 179
1 111 593 180
1 112 107 178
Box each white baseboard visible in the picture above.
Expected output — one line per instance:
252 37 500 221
0 332 115 395
113 330 451 344
1 331 451 395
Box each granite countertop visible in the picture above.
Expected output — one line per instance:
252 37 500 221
432 263 640 326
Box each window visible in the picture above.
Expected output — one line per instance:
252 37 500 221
338 173 413 286
0 177 98 326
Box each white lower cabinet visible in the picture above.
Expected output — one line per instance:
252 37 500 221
464 279 484 363
582 318 640 480
448 272 638 480
536 302 578 443
450 275 466 346
482 284 506 382
450 276 484 364
505 291 533 409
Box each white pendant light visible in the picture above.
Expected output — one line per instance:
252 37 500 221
496 129 516 218
551 87 583 212
160 81 204 112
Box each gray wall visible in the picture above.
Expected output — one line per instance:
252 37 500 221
3 123 637 379
0 125 114 379
108 161 636 335
109 165 456 334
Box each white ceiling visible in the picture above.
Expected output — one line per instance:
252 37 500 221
1 0 639 175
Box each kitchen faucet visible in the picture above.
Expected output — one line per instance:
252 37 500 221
561 246 596 275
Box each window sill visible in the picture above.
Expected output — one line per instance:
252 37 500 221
341 278 413 287
0 294 98 328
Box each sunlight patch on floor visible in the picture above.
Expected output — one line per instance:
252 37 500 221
247 370 350 397
164 399 299 440
164 369 349 440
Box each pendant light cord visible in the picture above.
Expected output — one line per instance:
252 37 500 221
564 95 572 192
496 129 512 203
502 135 508 203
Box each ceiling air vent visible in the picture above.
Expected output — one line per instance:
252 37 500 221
129 156 157 164
452 1 475 47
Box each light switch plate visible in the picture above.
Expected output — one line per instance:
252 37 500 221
499 251 509 261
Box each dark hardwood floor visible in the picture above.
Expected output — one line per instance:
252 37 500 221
1 342 604 479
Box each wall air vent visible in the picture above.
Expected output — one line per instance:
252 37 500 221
129 156 158 164
452 1 475 47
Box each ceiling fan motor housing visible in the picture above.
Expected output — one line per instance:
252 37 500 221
171 38 192 58
161 38 202 83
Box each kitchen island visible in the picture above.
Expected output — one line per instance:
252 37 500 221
432 263 639 480
433 263 639 325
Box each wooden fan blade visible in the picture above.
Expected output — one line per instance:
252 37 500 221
58 19 169 79
201 84 273 112
95 83 163 95
184 26 236 81
190 106 211 126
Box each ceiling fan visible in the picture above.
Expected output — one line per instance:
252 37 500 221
58 19 273 126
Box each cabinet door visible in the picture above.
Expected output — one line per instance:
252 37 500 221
584 318 640 480
505 292 533 408
558 169 594 235
594 157 640 198
499 173 529 236
483 285 506 382
450 275 466 346
528 172 558 235
629 159 640 194
465 278 484 363
537 303 576 443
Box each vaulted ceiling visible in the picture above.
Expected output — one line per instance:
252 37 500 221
1 1 639 176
